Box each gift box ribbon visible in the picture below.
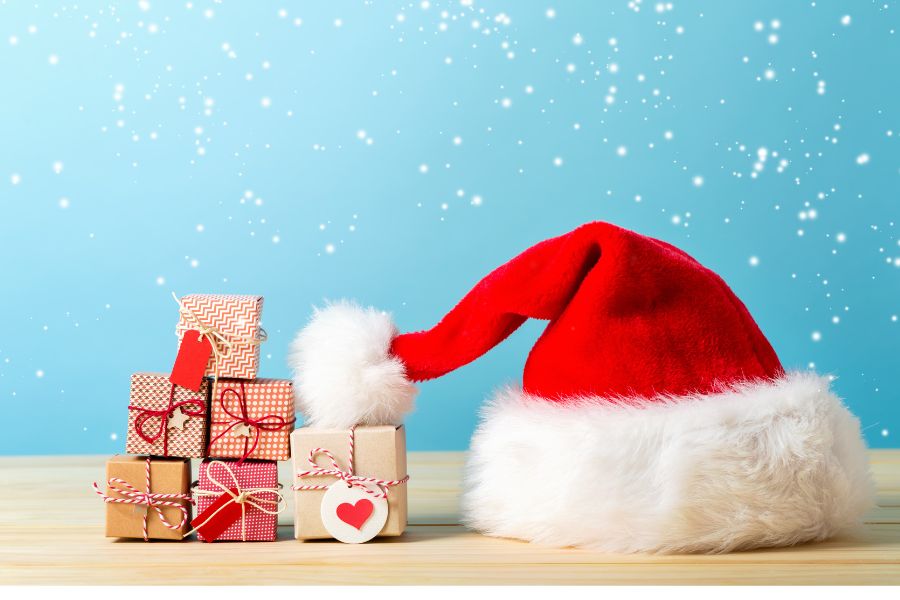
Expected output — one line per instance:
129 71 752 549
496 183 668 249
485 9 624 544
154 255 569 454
173 292 267 387
293 426 409 499
186 460 285 542
92 456 193 541
128 381 206 457
208 380 296 464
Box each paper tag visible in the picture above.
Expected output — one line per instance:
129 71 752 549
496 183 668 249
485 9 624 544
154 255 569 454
191 488 242 542
320 482 388 544
169 329 212 391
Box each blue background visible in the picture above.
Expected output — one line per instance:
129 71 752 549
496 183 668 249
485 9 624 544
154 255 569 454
1 1 898 455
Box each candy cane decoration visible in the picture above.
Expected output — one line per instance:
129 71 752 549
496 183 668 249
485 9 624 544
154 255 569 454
93 456 193 541
293 426 408 499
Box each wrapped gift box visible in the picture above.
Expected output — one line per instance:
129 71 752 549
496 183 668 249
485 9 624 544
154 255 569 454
192 459 282 542
207 378 295 462
126 372 209 458
99 456 192 540
175 294 265 380
291 425 408 541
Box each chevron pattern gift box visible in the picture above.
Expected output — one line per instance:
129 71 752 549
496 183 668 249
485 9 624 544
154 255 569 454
175 294 266 380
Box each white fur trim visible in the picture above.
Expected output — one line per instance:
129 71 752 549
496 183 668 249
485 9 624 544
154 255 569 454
462 372 874 553
288 301 417 428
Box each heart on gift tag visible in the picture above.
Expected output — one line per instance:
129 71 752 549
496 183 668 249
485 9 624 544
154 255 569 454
336 499 374 530
320 481 388 544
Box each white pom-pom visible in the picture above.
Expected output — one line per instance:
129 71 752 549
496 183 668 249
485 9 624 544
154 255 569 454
288 301 417 428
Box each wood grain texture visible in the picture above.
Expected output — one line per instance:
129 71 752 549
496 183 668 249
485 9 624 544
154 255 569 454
1 451 899 585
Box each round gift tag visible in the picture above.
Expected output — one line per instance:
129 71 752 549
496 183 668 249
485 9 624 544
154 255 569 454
320 481 388 544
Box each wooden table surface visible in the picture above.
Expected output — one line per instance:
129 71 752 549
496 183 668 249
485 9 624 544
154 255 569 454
1 451 899 585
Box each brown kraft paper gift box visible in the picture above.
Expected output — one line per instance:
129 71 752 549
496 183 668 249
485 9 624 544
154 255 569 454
103 455 192 540
291 425 407 540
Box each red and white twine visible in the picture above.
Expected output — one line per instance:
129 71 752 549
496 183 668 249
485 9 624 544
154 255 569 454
92 456 193 541
293 426 408 499
186 460 285 541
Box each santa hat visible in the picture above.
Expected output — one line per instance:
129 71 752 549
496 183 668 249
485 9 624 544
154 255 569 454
289 221 873 553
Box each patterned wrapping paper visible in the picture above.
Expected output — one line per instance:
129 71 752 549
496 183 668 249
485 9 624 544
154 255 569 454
195 459 281 542
207 378 295 461
176 294 265 380
126 372 210 458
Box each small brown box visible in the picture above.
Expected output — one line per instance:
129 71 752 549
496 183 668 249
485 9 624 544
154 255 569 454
291 425 407 540
102 455 192 540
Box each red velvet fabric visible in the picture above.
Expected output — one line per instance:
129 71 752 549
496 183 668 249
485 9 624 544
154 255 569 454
390 222 783 402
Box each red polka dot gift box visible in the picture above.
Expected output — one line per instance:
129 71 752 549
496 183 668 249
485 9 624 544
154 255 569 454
207 378 296 462
190 459 283 542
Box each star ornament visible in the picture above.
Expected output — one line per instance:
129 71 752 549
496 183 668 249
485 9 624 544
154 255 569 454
232 423 253 438
167 407 191 430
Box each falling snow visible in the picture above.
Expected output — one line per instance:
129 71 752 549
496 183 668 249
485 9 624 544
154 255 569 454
2 1 897 454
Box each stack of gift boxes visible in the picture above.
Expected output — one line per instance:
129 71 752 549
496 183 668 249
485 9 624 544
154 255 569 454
95 293 408 544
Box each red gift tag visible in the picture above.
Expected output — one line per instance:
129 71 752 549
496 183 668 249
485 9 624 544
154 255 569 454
191 488 243 542
170 329 212 391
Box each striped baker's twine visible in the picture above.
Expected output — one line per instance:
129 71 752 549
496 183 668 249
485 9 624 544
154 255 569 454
185 460 285 541
293 426 409 499
92 456 193 541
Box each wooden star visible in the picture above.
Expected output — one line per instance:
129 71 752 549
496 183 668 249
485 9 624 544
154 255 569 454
167 407 191 430
232 423 253 438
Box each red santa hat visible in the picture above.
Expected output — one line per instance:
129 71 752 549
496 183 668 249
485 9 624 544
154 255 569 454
289 221 873 553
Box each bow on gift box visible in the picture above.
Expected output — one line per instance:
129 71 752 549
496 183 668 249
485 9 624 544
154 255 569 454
293 426 409 499
207 381 295 464
92 456 193 541
186 460 285 542
172 292 267 389
128 382 206 457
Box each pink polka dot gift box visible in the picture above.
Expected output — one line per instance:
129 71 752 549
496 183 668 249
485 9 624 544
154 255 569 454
191 459 283 542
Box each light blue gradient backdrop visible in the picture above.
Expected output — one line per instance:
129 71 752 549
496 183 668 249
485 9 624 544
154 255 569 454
1 1 898 454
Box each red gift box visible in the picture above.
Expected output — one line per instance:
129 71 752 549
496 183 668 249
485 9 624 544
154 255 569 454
174 294 265 381
192 459 282 542
207 378 295 462
126 372 209 458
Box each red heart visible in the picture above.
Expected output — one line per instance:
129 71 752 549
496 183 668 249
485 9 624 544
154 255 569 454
336 499 374 530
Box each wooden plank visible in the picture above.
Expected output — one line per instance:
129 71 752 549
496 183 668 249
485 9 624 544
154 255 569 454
0 451 898 585
1 524 899 585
